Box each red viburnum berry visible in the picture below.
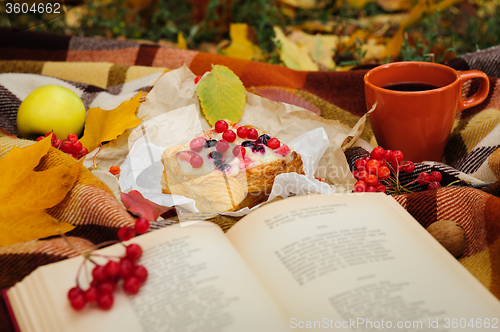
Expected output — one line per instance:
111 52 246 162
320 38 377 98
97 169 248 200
366 159 380 174
68 286 83 300
370 146 385 160
84 286 99 303
67 133 79 143
80 147 89 157
378 166 390 180
375 184 387 193
104 260 120 278
98 281 116 294
427 181 441 190
119 257 135 278
97 292 114 310
366 185 377 192
365 174 379 187
354 181 367 192
92 265 107 282
126 244 143 261
392 150 404 163
135 218 150 234
123 276 141 295
430 171 442 183
357 170 368 182
134 265 149 283
402 161 415 173
417 172 431 185
118 226 135 241
109 166 121 175
354 158 367 171
194 75 202 84
70 293 87 311
382 149 394 162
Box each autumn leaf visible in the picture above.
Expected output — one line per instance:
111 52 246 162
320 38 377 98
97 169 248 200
273 26 319 71
121 190 175 221
0 136 79 246
278 0 318 9
177 32 187 49
80 92 143 152
288 30 339 69
196 65 246 126
222 23 263 61
379 0 463 60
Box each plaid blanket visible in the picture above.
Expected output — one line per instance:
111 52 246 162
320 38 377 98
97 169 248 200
1 28 500 330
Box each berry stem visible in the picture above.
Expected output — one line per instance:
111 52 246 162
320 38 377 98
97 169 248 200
446 179 463 187
75 258 86 288
93 144 102 170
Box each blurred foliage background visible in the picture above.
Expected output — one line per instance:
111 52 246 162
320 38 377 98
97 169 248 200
1 0 499 70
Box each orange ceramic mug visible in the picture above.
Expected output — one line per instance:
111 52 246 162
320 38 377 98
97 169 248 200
364 61 489 162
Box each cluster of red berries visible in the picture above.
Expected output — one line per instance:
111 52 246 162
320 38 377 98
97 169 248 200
353 146 442 193
37 132 88 159
67 243 148 311
68 218 151 311
117 217 150 241
185 120 289 171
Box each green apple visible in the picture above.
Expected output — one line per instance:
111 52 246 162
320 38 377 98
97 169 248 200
17 85 86 139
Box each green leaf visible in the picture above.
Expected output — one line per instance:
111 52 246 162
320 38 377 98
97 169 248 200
197 65 246 126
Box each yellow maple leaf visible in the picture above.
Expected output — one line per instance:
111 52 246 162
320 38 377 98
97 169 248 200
0 136 79 246
222 23 263 61
80 92 143 152
273 26 319 71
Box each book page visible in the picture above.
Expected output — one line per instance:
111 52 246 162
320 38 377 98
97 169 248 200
8 222 290 332
226 193 500 331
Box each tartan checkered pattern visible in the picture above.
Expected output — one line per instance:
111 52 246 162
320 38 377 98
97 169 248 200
1 28 500 331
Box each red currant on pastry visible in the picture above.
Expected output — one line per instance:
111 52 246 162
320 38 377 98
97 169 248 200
247 128 258 139
190 137 205 152
189 153 204 168
267 138 280 149
237 126 248 138
233 145 246 158
216 140 230 153
222 130 237 142
215 120 229 133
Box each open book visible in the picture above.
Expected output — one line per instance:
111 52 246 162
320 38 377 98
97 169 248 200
5 193 500 332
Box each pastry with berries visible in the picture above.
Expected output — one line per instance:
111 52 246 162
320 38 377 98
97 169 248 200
160 120 303 213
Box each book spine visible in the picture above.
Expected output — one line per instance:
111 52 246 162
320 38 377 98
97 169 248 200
2 289 21 332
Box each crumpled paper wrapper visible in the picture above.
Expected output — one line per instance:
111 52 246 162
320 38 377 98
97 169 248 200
85 64 370 217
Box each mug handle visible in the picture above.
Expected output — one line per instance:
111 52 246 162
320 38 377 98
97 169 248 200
457 70 490 112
